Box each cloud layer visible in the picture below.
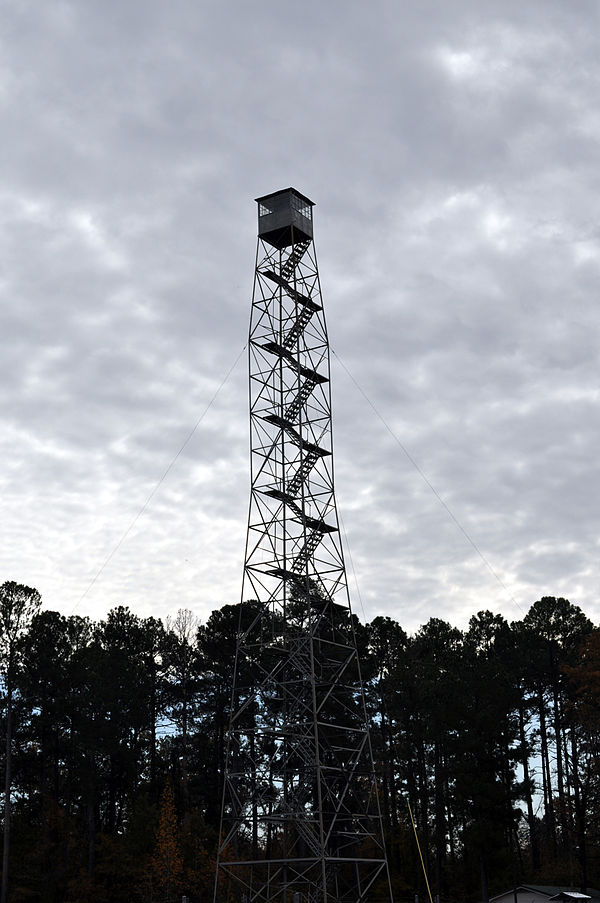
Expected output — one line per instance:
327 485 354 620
1 0 599 633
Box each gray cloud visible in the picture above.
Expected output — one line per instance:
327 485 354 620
1 0 599 634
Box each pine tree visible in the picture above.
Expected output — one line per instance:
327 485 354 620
0 581 42 903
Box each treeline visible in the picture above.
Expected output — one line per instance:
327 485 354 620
0 585 598 903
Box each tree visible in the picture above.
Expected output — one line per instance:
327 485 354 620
17 609 74 897
196 602 260 827
95 606 160 831
461 612 523 903
365 616 408 842
151 781 184 903
0 581 41 903
164 609 200 814
522 597 593 874
562 629 600 888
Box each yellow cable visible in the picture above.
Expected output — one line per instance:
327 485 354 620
407 800 434 903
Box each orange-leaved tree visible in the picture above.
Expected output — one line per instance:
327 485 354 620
151 781 184 903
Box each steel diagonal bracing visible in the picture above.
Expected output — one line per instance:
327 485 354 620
215 192 392 903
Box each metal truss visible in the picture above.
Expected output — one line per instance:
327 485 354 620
214 191 392 903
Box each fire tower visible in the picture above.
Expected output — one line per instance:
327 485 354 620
214 189 392 903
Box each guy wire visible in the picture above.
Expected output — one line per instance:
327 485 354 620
331 348 525 618
72 343 247 613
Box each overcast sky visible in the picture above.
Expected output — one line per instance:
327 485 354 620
2 0 599 635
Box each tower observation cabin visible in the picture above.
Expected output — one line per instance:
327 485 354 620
256 187 314 249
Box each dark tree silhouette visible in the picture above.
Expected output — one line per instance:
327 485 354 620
0 581 41 903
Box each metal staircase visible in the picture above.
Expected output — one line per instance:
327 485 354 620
281 237 311 280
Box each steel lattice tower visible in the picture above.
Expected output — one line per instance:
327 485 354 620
214 189 392 903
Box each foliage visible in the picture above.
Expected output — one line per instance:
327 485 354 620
151 782 184 902
0 590 598 902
